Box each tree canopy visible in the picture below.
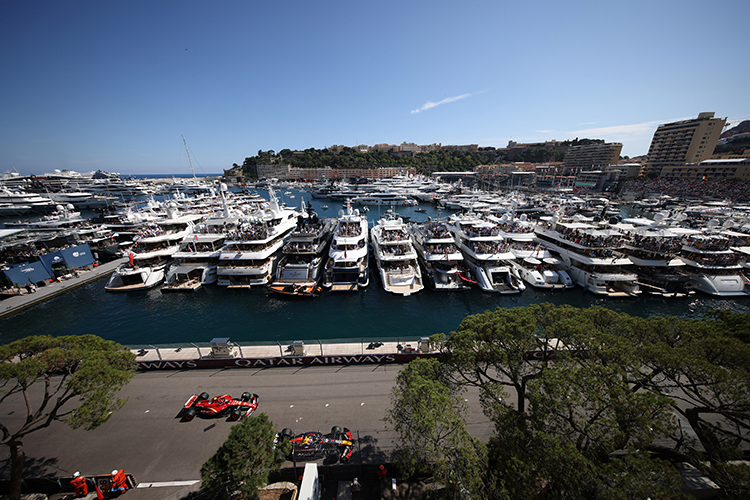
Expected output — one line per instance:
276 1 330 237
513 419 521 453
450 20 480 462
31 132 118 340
0 334 136 500
386 304 750 499
200 413 284 500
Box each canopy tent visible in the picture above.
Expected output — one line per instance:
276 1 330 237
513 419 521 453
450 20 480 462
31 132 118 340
2 261 52 286
60 244 95 269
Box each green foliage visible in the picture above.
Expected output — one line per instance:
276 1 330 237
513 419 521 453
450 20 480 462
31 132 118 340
200 413 281 500
0 335 136 500
387 305 750 499
385 358 486 494
0 335 136 434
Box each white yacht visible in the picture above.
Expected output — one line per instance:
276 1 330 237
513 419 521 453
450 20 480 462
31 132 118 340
268 203 335 298
39 190 117 209
104 206 204 292
323 200 369 291
534 216 640 296
0 187 56 212
677 224 748 296
494 213 573 290
370 213 423 296
4 204 86 231
161 233 226 292
445 212 525 293
216 188 299 288
408 218 471 291
352 192 417 206
613 215 697 296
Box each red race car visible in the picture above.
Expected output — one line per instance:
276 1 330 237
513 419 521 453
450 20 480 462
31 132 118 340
182 392 259 421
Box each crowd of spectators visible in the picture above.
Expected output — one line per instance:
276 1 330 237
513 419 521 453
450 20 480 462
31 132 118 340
622 178 750 202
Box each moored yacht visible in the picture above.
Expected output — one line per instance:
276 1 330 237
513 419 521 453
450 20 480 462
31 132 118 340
446 212 525 293
408 218 471 291
494 213 573 290
216 188 299 288
104 206 204 292
322 200 369 291
370 212 423 296
677 225 748 297
268 203 335 298
534 216 640 296
161 233 226 292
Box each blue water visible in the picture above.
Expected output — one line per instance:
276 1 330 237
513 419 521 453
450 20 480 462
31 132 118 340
1 187 748 348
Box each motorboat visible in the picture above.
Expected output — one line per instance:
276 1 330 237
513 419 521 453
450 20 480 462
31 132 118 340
268 203 335 298
676 222 749 296
322 200 369 291
409 218 471 291
370 212 423 296
104 205 204 292
533 215 640 296
216 188 299 288
445 211 525 293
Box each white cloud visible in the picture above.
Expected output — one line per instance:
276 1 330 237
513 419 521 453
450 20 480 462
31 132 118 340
411 93 473 114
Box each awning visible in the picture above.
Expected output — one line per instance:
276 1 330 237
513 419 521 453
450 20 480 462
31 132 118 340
60 244 95 268
2 261 53 286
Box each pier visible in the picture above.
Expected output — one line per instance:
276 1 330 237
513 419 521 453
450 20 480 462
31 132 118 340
0 257 126 319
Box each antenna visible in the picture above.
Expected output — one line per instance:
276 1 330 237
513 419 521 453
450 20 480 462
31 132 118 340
182 135 196 179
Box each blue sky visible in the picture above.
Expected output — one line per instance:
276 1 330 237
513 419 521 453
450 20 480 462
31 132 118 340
1 0 748 175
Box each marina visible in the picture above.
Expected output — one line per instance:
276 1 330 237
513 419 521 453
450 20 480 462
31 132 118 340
2 175 750 350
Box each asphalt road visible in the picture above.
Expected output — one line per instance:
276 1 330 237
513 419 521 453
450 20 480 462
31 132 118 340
0 364 494 499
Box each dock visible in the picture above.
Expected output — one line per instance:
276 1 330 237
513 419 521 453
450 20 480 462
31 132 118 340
0 257 126 319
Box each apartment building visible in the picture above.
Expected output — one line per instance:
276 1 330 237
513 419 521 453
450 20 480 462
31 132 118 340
659 158 750 181
643 112 726 176
563 142 622 171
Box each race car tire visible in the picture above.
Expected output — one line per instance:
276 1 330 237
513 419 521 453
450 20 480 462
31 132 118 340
331 426 342 435
241 392 251 402
184 408 196 421
281 428 293 438
198 392 209 401
327 451 339 463
274 451 286 463
229 410 241 421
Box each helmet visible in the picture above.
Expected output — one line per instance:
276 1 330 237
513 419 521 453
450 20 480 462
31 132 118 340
112 470 118 476
73 472 80 478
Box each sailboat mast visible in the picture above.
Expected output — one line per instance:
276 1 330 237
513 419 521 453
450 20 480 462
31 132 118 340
182 135 196 179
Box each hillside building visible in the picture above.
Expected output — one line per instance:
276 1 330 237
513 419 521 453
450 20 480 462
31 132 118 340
563 142 623 171
643 112 726 177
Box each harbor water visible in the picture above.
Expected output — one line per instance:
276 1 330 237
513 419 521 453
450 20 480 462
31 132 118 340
1 187 749 348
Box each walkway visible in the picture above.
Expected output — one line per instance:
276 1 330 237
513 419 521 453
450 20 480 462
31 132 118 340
0 258 126 319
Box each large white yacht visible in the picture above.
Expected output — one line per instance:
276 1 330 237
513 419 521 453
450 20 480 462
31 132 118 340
612 215 697 296
352 192 417 206
677 222 749 296
533 215 640 296
322 200 369 291
104 205 204 292
216 188 299 288
446 212 525 293
370 212 423 296
161 233 226 292
409 218 471 291
0 187 56 212
268 203 335 298
494 214 573 291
